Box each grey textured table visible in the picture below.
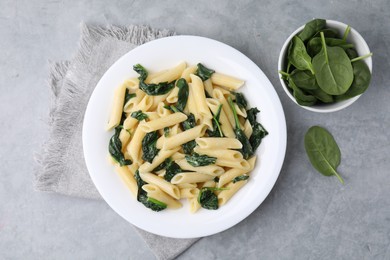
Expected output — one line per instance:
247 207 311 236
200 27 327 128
1 1 389 259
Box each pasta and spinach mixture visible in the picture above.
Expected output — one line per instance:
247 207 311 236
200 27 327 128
106 62 268 212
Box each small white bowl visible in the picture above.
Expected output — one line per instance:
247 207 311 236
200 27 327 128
278 20 373 113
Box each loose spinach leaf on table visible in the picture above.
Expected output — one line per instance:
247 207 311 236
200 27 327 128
228 97 253 159
288 36 315 74
298 18 326 42
207 104 223 137
195 63 215 81
185 153 216 167
312 32 353 95
133 64 175 96
176 78 189 112
135 170 167 211
304 126 344 184
334 60 371 101
232 174 249 183
141 131 160 163
108 126 132 166
131 110 148 121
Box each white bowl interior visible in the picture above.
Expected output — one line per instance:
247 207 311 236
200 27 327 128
277 19 372 113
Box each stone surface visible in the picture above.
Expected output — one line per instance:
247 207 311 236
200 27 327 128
0 0 389 259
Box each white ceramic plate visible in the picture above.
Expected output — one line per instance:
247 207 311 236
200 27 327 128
83 36 287 238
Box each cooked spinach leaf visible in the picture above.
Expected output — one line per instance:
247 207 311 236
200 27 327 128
153 158 172 172
109 126 132 166
196 63 215 81
141 131 160 163
246 107 260 126
185 153 216 167
304 126 344 184
180 113 197 154
232 174 249 183
312 32 353 95
207 104 223 137
228 97 253 159
133 64 175 96
131 110 148 121
250 122 268 152
176 78 189 112
213 176 220 183
232 92 248 109
197 188 218 210
164 127 170 137
164 161 182 182
135 170 166 211
124 90 136 105
298 18 326 42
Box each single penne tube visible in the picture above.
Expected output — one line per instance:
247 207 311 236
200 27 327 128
142 184 182 209
157 102 172 118
130 94 153 114
124 89 146 112
106 84 127 130
202 180 216 188
206 98 235 138
139 148 179 173
126 122 147 162
139 172 180 199
123 116 138 131
144 111 160 121
217 156 256 188
115 165 137 197
150 93 170 111
156 169 166 177
171 152 186 161
171 172 215 184
203 79 214 97
177 183 197 189
166 86 179 103
139 112 187 133
234 103 247 117
176 159 225 176
194 147 243 161
213 88 236 128
189 194 201 213
211 72 245 90
149 61 186 84
215 158 251 170
186 83 201 123
213 86 231 97
218 179 248 206
157 124 207 150
195 137 242 150
119 129 131 150
123 78 139 91
200 116 213 130
180 65 197 82
243 120 253 139
190 74 213 119
145 69 168 83
156 123 181 147
180 187 199 199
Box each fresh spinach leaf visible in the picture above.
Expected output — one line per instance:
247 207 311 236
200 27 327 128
185 153 216 167
131 110 148 121
197 188 218 210
141 131 160 163
176 78 189 112
133 64 175 96
298 19 326 42
308 37 354 57
207 104 223 137
312 32 353 95
195 63 215 81
304 126 344 184
232 92 248 109
232 174 249 183
108 126 132 166
345 48 358 59
334 60 371 101
228 97 253 159
350 53 373 63
309 87 334 103
164 161 182 182
313 28 339 39
288 36 314 74
290 69 317 90
289 77 317 106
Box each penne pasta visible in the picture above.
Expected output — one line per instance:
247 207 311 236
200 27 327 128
206 98 235 138
176 159 225 176
140 112 187 133
190 74 213 119
115 165 137 197
180 187 199 199
124 89 146 113
180 65 197 82
106 84 127 130
243 120 253 139
218 156 256 188
138 148 179 173
211 72 245 90
149 61 186 84
217 179 248 206
215 159 251 170
142 184 182 209
195 137 242 150
194 147 243 161
139 172 180 199
157 124 207 150
171 172 215 184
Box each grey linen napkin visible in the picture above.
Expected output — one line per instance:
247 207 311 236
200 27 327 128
34 23 199 260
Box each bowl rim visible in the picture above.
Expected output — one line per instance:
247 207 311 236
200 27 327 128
277 19 372 113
